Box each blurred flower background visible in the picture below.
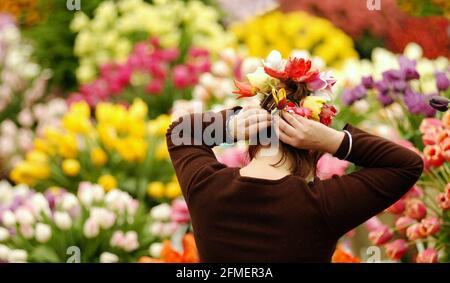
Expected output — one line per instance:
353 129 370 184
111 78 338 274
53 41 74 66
0 0 449 263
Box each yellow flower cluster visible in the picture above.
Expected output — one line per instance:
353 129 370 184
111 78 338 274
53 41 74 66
71 0 234 83
147 175 182 200
231 11 358 69
10 99 173 193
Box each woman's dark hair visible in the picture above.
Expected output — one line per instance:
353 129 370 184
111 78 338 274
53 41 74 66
250 82 323 178
248 142 323 179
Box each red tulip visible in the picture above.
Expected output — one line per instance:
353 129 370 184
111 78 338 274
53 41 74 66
423 145 444 167
368 226 393 245
405 199 427 220
406 223 424 241
232 80 256 99
419 217 441 236
405 186 423 199
385 239 408 261
386 198 406 214
416 248 438 263
395 216 415 234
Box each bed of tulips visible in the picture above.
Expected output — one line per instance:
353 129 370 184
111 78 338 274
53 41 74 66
0 0 449 263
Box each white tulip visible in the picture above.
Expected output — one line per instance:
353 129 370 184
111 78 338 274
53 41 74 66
404 42 423 61
7 249 27 263
0 227 10 241
123 231 139 252
199 73 216 90
263 50 287 71
149 242 163 258
90 208 116 230
15 207 35 226
150 222 163 236
1 211 16 227
150 203 171 221
19 224 34 239
54 211 72 230
35 223 52 243
91 184 105 202
0 244 9 260
78 187 94 207
161 223 176 238
60 193 79 211
212 61 230 77
100 252 119 263
83 217 100 238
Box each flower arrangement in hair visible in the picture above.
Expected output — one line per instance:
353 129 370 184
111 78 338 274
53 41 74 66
233 50 337 124
232 50 338 178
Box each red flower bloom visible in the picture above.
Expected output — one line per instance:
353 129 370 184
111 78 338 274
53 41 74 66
264 57 318 83
285 102 312 118
423 145 444 167
319 104 337 126
233 80 256 99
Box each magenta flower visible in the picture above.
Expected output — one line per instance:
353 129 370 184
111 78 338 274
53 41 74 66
419 217 441 237
386 198 406 214
406 223 424 241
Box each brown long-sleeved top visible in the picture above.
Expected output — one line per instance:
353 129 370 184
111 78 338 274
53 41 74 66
166 108 424 262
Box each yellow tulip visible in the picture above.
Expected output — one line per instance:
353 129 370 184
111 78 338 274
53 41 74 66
129 99 148 119
90 147 108 167
70 101 91 118
302 96 327 120
58 133 78 159
147 181 165 198
165 181 182 199
63 113 92 134
98 174 118 192
26 150 48 164
62 159 81 177
155 142 169 160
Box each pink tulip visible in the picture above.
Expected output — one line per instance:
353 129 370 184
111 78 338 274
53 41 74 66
364 216 384 232
368 225 393 245
416 248 438 263
419 217 441 236
171 199 190 224
395 216 416 234
419 118 442 134
386 198 406 214
316 153 349 180
385 239 408 261
173 65 192 89
406 223 424 241
405 199 427 220
405 186 423 198
145 79 164 94
189 47 209 58
436 193 450 211
216 147 249 168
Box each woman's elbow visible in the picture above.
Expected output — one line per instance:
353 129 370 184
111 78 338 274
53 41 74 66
408 151 424 183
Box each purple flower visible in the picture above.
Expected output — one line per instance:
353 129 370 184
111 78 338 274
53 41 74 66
375 80 389 95
377 92 394 106
341 89 354 106
403 89 436 117
382 70 403 83
435 71 450 91
362 76 374 89
341 85 367 106
392 80 407 92
399 56 420 81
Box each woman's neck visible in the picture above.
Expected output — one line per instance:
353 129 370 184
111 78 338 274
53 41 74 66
240 145 293 180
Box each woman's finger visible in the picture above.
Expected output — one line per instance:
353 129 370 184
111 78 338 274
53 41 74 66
278 130 295 145
245 113 272 126
281 111 302 128
277 118 297 137
247 120 271 137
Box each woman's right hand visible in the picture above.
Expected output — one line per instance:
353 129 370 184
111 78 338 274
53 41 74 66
229 106 272 141
277 111 345 154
